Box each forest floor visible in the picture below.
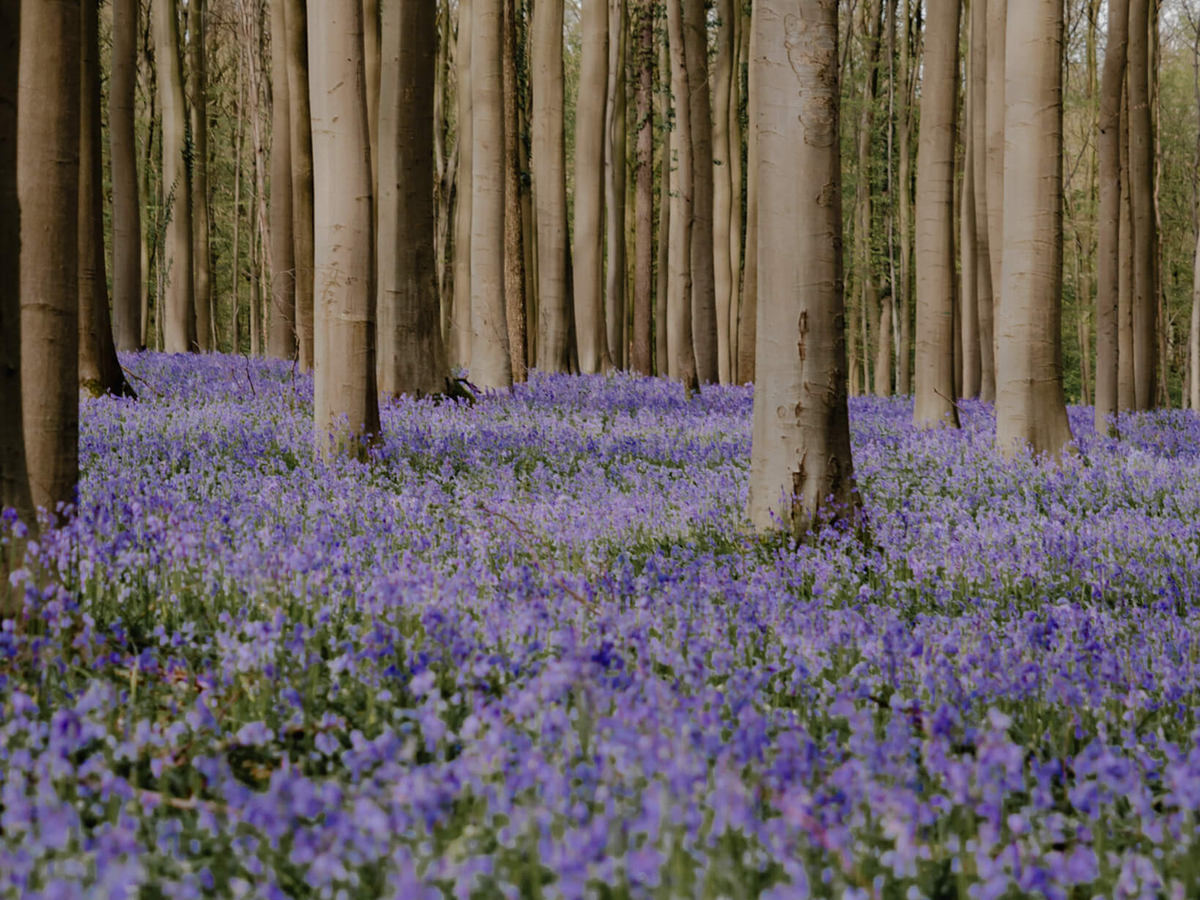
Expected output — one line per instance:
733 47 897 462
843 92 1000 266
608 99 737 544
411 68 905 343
2 353 1200 899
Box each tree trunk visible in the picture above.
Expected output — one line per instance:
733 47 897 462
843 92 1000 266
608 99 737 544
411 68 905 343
875 298 893 395
1127 0 1156 410
712 0 735 383
729 4 747 379
80 0 132 397
574 0 611 373
19 0 80 516
155 0 195 353
310 0 380 455
377 0 449 397
736 0 758 385
0 0 35 531
187 0 212 350
655 34 671 377
854 0 884 398
1118 87 1135 411
996 0 1072 458
269 0 296 359
896 0 914 394
970 0 995 401
531 0 569 372
470 0 512 387
1192 228 1200 410
110 0 141 351
985 0 1006 357
231 48 244 352
363 0 380 202
960 100 981 400
913 0 960 427
285 0 315 371
452 0 474 368
1095 0 1128 430
631 0 653 375
683 0 717 383
503 0 527 381
604 0 627 369
749 0 858 536
666 0 697 389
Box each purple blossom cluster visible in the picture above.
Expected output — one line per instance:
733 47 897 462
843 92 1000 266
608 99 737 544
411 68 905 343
2 352 1200 899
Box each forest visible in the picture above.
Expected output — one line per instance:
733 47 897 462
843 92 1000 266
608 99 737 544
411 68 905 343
2 0 1200 897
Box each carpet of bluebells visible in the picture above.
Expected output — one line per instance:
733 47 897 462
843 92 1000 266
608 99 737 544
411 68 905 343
3 353 1200 900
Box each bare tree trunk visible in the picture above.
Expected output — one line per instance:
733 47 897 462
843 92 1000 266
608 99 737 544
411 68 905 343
80 0 132 397
970 0 995 401
1118 86 1135 411
960 121 981 400
452 0 474 368
655 34 670 376
285 0 315 371
111 0 141 351
531 0 569 372
471 0 513 387
712 0 735 383
875 298 893 395
310 0 380 455
187 0 212 350
897 0 915 394
683 0 717 383
20 0 80 517
363 0 380 203
986 0 1006 361
503 0 527 381
377 0 449 397
996 0 1072 458
631 0 653 375
269 0 296 359
0 0 35 532
1192 229 1200 410
913 0 960 427
155 0 195 352
729 4 747 378
231 48 244 351
1095 0 1128 430
855 0 884 398
604 0 627 369
1128 0 1157 410
666 0 697 389
736 0 758 385
749 0 859 535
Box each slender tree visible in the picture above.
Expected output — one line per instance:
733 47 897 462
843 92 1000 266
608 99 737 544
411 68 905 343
986 0 1006 350
897 0 915 394
913 0 960 427
531 0 570 372
655 34 671 376
749 0 858 535
363 0 380 200
452 0 474 368
377 0 448 397
666 0 697 388
683 0 717 383
110 0 141 351
285 0 316 370
269 0 296 359
996 0 1072 458
187 0 212 350
1118 89 1136 410
309 0 380 455
503 0 527 381
604 0 627 369
1128 0 1157 409
712 0 735 383
970 0 995 401
631 0 654 375
736 0 759 385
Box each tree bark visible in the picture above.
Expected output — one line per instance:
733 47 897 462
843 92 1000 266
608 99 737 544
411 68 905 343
854 0 884 397
20 0 80 516
452 0 474 368
985 0 1006 357
655 34 670 377
631 0 653 375
897 0 914 394
666 0 697 389
1192 227 1200 410
285 0 315 371
1127 0 1157 409
363 0 380 203
970 0 995 401
377 0 449 397
574 0 611 373
913 0 960 427
712 0 735 383
996 0 1072 458
749 0 858 536
110 0 141 351
310 0 380 455
875 298 893 396
736 0 758 385
80 0 132 398
683 0 717 383
604 0 627 369
154 0 195 353
1118 85 1135 411
470 0 512 387
1095 0 1128 430
503 0 527 381
960 119 981 400
187 0 212 350
269 0 296 359
729 4 747 379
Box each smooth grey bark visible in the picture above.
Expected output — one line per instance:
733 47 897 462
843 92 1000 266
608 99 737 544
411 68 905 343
187 0 212 350
285 0 316 371
269 0 296 359
683 0 717 383
110 0 141 350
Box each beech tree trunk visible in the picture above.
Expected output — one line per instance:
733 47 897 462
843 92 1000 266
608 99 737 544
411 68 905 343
452 0 474 368
631 0 653 375
1118 88 1136 411
604 0 627 369
996 0 1072 458
712 0 735 383
683 0 717 383
110 0 141 351
655 35 671 376
986 0 1006 355
1192 228 1200 410
187 0 212 350
913 0 960 427
310 0 380 455
729 5 747 378
471 0 513 387
80 0 132 397
749 0 858 535
531 0 570 372
737 0 758 385
897 0 914 394
154 0 195 353
0 0 35 531
1128 0 1157 410
377 0 448 397
960 103 981 400
970 0 995 401
285 0 315 371
574 0 611 373
666 0 697 389
363 0 380 202
269 0 296 359
503 0 527 381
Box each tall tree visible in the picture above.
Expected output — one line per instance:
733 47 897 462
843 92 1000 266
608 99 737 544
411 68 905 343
503 0 527 381
1118 89 1136 411
996 0 1072 458
285 0 316 370
913 0 960 427
896 0 916 394
110 0 141 351
0 0 34 530
187 0 212 350
377 0 448 397
1128 0 1157 409
531 0 570 372
712 0 735 383
736 0 759 385
853 0 884 397
655 34 671 376
154 0 195 352
631 0 654 375
749 0 858 535
80 0 132 397
1095 0 1129 430
969 0 995 401
574 0 611 373
471 0 513 387
986 0 1006 358
665 0 697 388
20 0 80 516
683 0 717 383
309 0 380 455
960 114 981 399
451 0 474 368
269 0 296 359
363 0 380 200
604 0 627 369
